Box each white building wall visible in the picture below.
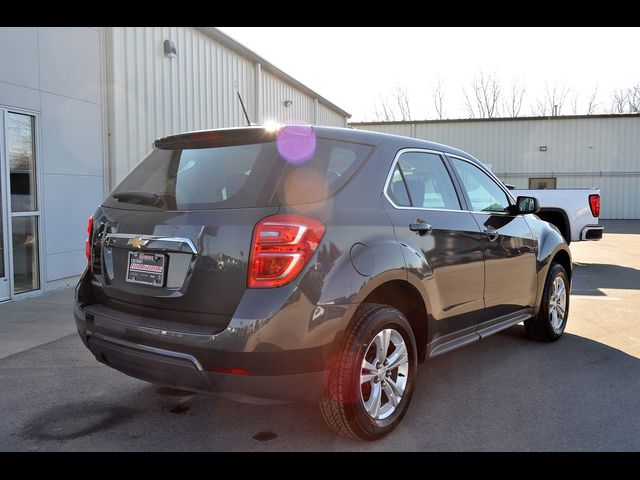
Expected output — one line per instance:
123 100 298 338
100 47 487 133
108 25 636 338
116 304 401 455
0 27 105 292
353 116 640 219
107 27 349 186
317 103 348 127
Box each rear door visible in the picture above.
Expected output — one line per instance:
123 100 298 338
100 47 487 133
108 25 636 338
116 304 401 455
383 149 485 353
447 155 537 323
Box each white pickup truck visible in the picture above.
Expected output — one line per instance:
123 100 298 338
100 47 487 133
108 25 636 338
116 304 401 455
508 186 603 244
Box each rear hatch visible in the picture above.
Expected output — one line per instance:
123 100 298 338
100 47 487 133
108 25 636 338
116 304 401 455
88 126 372 333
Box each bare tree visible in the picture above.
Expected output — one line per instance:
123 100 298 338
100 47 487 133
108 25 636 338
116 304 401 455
586 86 599 115
611 88 629 113
431 77 446 120
503 80 526 118
393 85 412 121
373 94 396 122
628 84 640 113
571 93 579 115
533 83 570 116
463 71 501 118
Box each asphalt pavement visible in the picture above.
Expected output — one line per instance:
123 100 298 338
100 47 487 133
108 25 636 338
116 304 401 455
0 220 639 451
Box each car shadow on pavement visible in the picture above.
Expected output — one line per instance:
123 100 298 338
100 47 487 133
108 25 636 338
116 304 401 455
114 325 640 451
8 326 640 451
572 262 640 295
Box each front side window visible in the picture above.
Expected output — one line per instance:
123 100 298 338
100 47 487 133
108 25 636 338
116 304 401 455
386 151 460 210
450 158 511 213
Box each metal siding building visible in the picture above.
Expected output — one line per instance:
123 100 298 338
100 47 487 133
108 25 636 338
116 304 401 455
352 115 640 219
0 27 349 302
107 26 349 185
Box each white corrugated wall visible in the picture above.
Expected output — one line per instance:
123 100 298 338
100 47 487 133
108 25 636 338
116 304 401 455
353 116 640 219
106 27 348 185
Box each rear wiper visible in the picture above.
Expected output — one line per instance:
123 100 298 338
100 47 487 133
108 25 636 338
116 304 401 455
112 191 162 206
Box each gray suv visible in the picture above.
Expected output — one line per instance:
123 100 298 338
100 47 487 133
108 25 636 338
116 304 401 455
75 125 571 440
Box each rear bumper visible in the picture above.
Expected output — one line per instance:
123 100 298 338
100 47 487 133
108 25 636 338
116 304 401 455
82 332 327 403
74 271 348 403
580 225 604 241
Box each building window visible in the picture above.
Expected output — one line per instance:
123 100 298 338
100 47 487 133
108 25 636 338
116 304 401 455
528 177 557 190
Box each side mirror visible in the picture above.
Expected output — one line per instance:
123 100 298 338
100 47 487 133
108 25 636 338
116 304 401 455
515 196 540 214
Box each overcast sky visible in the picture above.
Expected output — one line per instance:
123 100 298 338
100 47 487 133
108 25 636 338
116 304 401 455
218 27 640 122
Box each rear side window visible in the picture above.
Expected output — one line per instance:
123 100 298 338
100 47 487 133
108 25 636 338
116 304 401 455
387 151 461 210
105 133 373 210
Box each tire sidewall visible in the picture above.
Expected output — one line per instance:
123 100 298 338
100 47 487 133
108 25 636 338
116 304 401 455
347 308 417 439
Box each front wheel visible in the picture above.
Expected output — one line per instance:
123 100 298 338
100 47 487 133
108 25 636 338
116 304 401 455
319 303 417 441
525 262 570 342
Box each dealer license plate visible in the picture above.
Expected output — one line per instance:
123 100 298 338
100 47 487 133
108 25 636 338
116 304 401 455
126 251 166 287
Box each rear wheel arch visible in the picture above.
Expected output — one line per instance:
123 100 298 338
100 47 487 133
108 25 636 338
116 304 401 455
359 280 429 362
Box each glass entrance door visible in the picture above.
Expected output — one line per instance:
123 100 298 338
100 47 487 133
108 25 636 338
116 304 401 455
0 113 10 301
0 109 41 301
6 111 40 295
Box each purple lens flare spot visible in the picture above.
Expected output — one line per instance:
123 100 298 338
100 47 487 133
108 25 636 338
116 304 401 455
276 125 317 165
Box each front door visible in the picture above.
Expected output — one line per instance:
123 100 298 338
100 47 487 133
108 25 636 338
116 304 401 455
0 113 10 300
383 150 486 352
447 156 538 322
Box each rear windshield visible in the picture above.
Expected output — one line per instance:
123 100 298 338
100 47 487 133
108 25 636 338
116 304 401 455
104 133 373 211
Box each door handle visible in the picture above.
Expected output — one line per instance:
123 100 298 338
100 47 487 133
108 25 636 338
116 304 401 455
409 221 433 236
483 228 500 242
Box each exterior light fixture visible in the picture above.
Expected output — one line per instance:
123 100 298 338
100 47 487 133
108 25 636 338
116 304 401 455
284 100 293 108
164 40 177 59
539 146 548 152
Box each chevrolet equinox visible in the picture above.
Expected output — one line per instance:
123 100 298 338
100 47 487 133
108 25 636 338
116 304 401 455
75 125 571 440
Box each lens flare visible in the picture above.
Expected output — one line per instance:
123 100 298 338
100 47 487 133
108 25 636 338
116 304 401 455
276 125 316 165
283 168 328 213
264 120 281 133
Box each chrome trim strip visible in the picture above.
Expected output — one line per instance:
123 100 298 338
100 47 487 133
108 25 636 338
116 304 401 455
382 148 467 213
382 149 519 217
88 331 204 371
103 233 198 254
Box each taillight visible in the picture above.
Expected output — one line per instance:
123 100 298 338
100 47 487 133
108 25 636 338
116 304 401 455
589 194 600 218
85 215 93 264
248 214 325 288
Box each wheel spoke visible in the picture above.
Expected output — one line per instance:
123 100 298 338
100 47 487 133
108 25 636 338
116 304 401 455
556 281 565 297
385 376 404 399
375 330 390 363
383 381 399 408
362 360 377 373
365 382 382 418
557 304 566 317
386 341 408 370
551 308 559 329
360 373 377 384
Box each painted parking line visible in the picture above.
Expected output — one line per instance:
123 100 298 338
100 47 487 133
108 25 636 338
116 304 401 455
571 295 621 301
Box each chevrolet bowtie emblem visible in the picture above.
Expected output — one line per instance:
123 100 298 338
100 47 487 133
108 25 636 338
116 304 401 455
127 237 149 249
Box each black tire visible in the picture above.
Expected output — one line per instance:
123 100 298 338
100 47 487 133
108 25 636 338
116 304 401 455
525 263 570 342
319 303 417 441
